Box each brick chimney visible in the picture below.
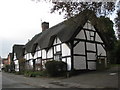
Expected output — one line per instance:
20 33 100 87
41 22 49 31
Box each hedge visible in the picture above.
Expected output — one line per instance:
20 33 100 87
45 60 67 77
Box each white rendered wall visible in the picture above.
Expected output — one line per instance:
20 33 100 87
97 44 106 56
76 30 86 39
34 52 37 59
87 53 96 60
53 37 61 45
88 62 96 70
84 21 95 31
29 60 33 67
62 43 71 56
42 49 46 59
74 42 85 55
86 43 96 51
13 53 17 60
14 60 19 72
95 33 103 43
34 50 41 59
26 53 33 60
74 56 86 70
47 48 53 58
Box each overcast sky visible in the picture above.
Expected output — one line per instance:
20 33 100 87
0 0 65 58
0 0 118 58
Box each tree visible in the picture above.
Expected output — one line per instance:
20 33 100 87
115 1 120 39
51 2 116 18
32 0 116 18
115 40 120 64
98 16 116 50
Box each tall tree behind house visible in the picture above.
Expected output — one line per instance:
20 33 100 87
31 1 116 18
51 2 116 18
115 1 120 39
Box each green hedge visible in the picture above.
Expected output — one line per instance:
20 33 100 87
45 60 67 77
24 70 47 77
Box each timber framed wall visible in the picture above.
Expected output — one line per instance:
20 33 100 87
73 21 107 70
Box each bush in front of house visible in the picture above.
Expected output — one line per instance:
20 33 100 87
24 70 47 77
4 65 11 72
45 60 67 77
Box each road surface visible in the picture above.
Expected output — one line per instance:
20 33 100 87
2 72 36 88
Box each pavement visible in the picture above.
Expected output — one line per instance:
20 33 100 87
0 72 2 89
2 65 120 88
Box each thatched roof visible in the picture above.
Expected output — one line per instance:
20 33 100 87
24 10 108 55
13 44 24 60
8 53 13 61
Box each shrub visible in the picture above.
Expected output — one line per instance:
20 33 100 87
45 60 67 77
15 71 25 75
24 70 47 77
4 65 11 72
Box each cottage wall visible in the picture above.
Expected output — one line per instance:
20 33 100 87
24 51 33 70
73 21 107 70
13 53 19 72
32 37 72 71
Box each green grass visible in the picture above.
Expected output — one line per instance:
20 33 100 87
111 64 120 67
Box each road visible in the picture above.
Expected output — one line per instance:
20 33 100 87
0 72 2 89
2 72 36 88
1 65 120 89
2 72 64 88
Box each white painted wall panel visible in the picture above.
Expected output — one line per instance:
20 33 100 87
62 58 66 63
97 44 106 56
14 60 19 72
47 48 53 58
53 37 61 45
95 33 103 43
29 53 33 59
87 53 96 60
36 46 40 50
56 45 60 51
14 60 19 65
83 21 95 31
88 62 96 70
42 60 47 69
74 42 85 55
74 56 86 70
62 43 71 56
14 53 17 60
30 60 33 66
42 49 46 59
54 47 56 54
24 55 27 60
91 25 95 31
38 50 41 57
67 57 71 71
88 22 92 30
86 43 96 51
86 31 90 40
26 53 33 60
33 52 37 59
83 22 88 29
76 30 86 39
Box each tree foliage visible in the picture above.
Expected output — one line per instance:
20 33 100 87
31 0 116 18
97 16 116 50
51 2 116 18
115 1 120 39
114 40 120 64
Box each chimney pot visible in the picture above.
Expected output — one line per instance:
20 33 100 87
41 22 49 31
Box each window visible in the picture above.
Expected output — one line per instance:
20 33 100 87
54 51 62 61
89 31 94 41
53 37 62 61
